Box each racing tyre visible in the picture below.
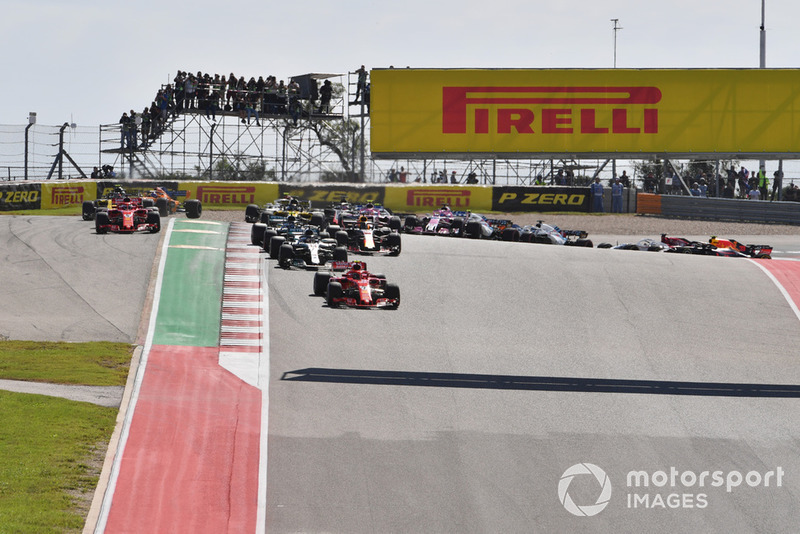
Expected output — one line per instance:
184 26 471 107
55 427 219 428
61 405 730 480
386 232 401 256
251 223 267 246
142 198 155 208
384 283 400 309
95 211 110 234
335 231 349 247
259 211 271 224
147 211 161 233
262 228 278 250
389 216 402 231
310 212 325 227
278 244 294 268
269 236 285 260
185 199 202 219
597 243 613 249
575 238 593 247
333 246 348 262
465 220 482 239
502 228 520 242
82 200 96 221
245 204 261 223
156 197 169 217
326 281 343 308
520 231 533 243
451 217 464 236
403 215 418 232
313 272 332 296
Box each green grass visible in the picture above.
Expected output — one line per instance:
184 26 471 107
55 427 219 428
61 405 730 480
0 340 133 532
0 341 132 386
0 391 116 533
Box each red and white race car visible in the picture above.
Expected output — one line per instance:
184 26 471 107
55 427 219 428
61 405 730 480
312 261 400 309
94 199 161 234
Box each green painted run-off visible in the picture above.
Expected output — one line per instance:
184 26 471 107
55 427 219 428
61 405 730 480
152 220 229 347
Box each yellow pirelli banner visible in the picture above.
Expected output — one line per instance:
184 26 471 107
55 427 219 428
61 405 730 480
370 68 800 157
179 182 279 206
40 182 91 209
383 185 493 212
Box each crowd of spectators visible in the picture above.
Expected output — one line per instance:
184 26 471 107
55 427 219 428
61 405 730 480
117 69 349 150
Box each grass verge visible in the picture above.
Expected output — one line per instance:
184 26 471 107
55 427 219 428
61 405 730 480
0 391 116 533
0 340 133 532
0 340 133 386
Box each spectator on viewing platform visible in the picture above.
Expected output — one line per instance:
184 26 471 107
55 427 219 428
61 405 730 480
590 177 604 212
450 171 458 184
748 186 761 200
466 172 479 184
318 80 333 114
119 112 130 149
611 177 623 212
387 168 397 182
91 166 102 179
690 182 702 197
185 74 197 110
398 166 408 183
141 106 151 142
131 110 141 149
698 179 708 198
353 65 367 104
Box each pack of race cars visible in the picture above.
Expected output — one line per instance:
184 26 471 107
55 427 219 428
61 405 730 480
83 185 202 234
247 195 773 311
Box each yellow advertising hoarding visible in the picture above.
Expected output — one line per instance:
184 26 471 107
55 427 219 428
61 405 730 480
180 182 279 206
370 68 800 157
41 182 89 209
383 185 493 212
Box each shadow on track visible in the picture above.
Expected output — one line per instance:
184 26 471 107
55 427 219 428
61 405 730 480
281 368 800 398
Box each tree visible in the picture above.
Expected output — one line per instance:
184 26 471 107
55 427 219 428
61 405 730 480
307 118 363 182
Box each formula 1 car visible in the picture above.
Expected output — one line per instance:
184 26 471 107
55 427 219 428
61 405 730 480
312 261 400 309
334 215 402 256
245 196 325 227
403 206 468 236
708 237 772 259
272 228 349 269
597 238 670 251
82 186 154 220
520 221 593 247
661 235 773 258
94 199 161 234
326 201 403 232
148 187 202 219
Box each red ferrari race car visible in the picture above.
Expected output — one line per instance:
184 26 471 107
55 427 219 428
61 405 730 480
94 199 161 234
312 261 400 309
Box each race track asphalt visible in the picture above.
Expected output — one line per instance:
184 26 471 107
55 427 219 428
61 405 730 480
2 215 800 532
266 234 800 533
0 215 159 343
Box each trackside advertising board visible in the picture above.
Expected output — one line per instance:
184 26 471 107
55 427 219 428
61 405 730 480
0 183 41 210
370 69 800 157
384 185 493 212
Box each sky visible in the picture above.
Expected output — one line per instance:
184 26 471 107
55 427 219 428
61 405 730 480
2 0 797 128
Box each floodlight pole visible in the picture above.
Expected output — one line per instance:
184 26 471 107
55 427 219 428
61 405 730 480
759 0 766 69
611 19 622 69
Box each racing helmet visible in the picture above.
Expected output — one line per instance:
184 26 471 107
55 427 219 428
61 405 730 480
304 228 314 237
